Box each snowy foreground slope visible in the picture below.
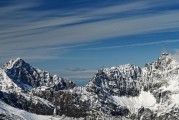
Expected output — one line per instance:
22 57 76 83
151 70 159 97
1 53 179 120
0 100 84 120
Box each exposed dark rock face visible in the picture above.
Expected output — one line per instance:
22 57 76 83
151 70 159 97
3 58 75 91
84 53 179 119
138 108 154 120
0 113 23 120
0 91 54 115
0 58 78 117
32 90 90 117
1 53 179 119
86 64 142 97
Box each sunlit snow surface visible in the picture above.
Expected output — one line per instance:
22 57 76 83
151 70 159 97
0 100 81 120
1 54 179 119
112 90 156 112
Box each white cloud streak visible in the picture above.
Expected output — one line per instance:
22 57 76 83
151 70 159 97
84 39 179 50
63 69 96 79
1 10 179 51
1 1 179 61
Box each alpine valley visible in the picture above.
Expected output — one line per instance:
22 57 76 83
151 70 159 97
1 53 179 120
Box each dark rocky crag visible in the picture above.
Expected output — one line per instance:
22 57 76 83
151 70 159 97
1 53 179 119
0 58 78 116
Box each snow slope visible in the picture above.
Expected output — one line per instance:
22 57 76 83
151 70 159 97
0 100 83 120
112 90 156 112
1 53 179 119
0 100 57 120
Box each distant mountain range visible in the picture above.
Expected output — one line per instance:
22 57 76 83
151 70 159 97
1 53 179 120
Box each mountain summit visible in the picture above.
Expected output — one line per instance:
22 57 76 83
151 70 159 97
1 54 179 119
0 58 76 117
85 53 179 119
1 58 75 91
3 58 25 69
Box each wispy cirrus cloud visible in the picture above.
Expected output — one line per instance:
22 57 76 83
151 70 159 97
2 9 179 51
0 46 64 65
65 67 86 72
1 0 179 62
84 39 179 50
65 67 96 79
63 70 96 80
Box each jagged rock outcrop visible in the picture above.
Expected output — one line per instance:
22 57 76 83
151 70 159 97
86 64 142 97
2 58 75 91
1 53 179 119
85 53 179 119
0 58 76 116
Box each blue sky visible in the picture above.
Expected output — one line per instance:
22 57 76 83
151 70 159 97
1 0 179 83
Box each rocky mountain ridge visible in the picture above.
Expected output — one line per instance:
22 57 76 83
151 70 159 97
1 58 75 91
0 58 76 116
85 52 179 119
1 53 179 119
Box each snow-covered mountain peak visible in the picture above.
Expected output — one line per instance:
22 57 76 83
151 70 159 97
141 53 179 89
0 58 75 91
1 53 179 119
86 64 141 97
3 57 26 69
158 52 178 65
143 53 179 74
102 64 141 75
